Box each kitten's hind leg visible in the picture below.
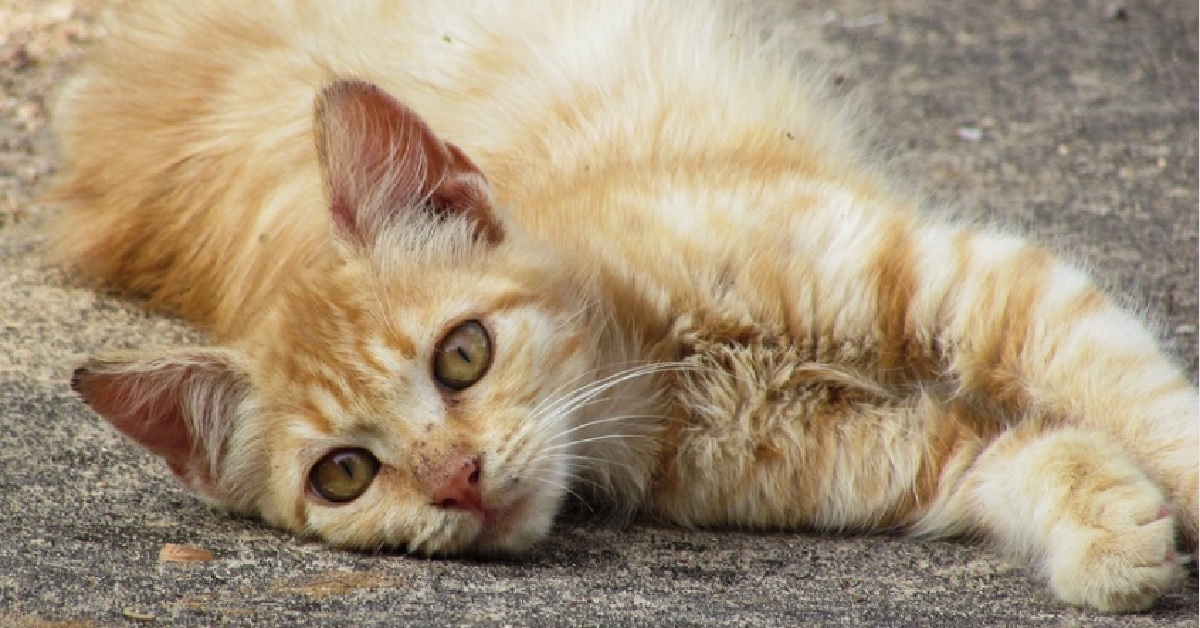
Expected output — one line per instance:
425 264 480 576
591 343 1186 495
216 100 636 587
960 425 1185 612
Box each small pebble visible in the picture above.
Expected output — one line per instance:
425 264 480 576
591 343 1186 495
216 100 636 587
122 609 156 621
956 126 982 142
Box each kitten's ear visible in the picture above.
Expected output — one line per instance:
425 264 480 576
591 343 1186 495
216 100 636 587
314 79 504 247
70 349 257 506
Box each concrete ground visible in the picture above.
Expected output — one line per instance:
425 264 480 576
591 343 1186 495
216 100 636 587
1 0 1196 625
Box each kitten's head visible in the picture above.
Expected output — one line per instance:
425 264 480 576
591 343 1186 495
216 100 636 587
70 81 609 555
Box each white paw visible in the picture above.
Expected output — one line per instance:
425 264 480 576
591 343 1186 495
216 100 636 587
1046 480 1184 612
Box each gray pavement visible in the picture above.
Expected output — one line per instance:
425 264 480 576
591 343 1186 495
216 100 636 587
1 0 1197 625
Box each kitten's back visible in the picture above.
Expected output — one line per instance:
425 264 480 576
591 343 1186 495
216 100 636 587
47 0 875 340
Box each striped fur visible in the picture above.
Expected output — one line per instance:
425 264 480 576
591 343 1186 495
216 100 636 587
50 0 1196 612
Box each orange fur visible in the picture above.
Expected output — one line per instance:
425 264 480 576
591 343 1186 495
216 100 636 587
51 0 1196 612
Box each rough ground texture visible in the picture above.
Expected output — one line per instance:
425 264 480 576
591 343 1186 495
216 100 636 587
1 0 1196 625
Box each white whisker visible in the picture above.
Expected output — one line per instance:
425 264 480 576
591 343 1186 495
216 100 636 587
526 476 593 512
527 362 700 430
540 432 666 453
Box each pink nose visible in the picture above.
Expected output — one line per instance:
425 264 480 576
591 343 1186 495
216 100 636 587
428 456 486 517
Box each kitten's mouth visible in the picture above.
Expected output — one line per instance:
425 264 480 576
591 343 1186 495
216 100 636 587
477 507 502 527
443 488 523 530
473 489 540 542
481 493 529 531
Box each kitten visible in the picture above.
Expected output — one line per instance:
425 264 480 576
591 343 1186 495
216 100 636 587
48 0 1196 613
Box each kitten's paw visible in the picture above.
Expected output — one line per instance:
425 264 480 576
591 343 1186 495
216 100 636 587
1046 481 1184 613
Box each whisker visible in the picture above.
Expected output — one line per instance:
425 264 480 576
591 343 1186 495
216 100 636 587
521 363 650 429
528 362 702 430
530 452 644 489
552 469 614 497
554 298 598 333
548 413 672 442
540 432 667 453
537 413 691 460
544 358 735 408
532 450 642 472
526 476 594 513
526 361 670 421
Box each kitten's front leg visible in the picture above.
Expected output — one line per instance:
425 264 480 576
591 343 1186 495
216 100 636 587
890 221 1197 610
902 224 1199 534
960 425 1184 612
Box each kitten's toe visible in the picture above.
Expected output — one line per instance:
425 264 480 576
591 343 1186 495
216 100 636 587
1046 483 1184 613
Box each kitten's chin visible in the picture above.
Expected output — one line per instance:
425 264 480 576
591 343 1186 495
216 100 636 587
470 484 565 556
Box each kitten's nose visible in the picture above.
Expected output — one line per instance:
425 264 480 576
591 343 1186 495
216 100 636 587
428 455 486 517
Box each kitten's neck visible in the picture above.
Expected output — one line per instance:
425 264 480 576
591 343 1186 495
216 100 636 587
552 266 684 514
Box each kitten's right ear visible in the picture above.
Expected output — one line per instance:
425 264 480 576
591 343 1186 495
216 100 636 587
313 79 504 248
70 348 259 508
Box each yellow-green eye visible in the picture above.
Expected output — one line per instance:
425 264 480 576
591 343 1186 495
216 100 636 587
309 448 379 503
433 320 492 391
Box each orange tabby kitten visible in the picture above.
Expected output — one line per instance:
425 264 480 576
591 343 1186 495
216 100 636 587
48 0 1196 613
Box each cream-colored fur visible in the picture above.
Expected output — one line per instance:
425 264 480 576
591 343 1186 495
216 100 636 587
50 0 1197 613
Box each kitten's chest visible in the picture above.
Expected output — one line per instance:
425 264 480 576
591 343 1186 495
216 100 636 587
662 300 888 423
637 305 907 526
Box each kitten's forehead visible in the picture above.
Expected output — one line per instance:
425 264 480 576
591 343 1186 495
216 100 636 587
282 268 547 425
371 270 542 349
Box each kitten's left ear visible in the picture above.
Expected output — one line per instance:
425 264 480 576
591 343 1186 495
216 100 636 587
314 79 504 247
69 349 258 508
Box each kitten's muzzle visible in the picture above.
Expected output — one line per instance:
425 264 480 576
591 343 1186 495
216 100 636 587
427 455 494 522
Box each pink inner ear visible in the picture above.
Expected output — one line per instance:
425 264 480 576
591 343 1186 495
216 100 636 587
314 80 503 245
70 360 238 494
72 366 198 464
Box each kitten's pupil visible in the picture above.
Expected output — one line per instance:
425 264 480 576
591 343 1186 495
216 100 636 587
433 320 492 390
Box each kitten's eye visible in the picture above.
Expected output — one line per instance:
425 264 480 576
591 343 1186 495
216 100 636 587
433 320 492 390
309 448 379 503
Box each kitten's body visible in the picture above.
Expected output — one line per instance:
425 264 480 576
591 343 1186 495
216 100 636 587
50 0 1197 612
